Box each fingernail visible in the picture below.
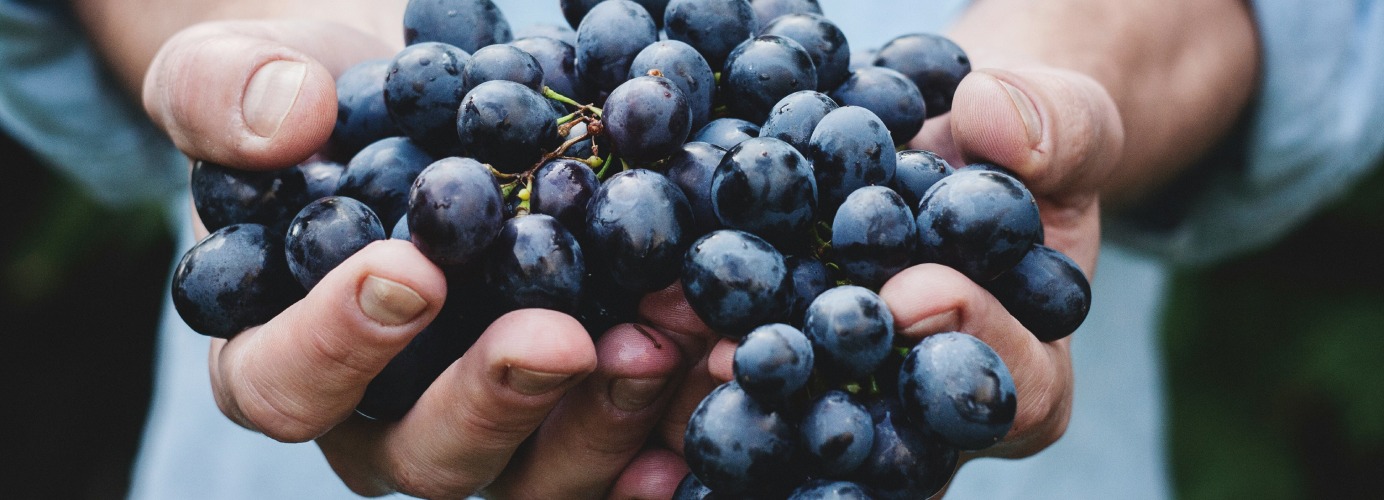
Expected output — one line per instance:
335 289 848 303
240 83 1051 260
243 60 306 138
359 276 427 326
996 79 1042 147
508 367 571 396
901 310 960 338
609 377 668 412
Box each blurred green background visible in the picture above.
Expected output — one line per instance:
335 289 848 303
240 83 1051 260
1 128 1381 498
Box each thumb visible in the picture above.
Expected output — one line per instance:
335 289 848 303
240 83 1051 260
143 20 395 170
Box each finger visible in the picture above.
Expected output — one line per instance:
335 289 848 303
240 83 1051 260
485 324 686 499
878 263 1074 458
654 352 721 456
208 239 446 442
707 337 736 384
321 309 597 499
143 19 395 169
608 448 692 500
639 281 719 349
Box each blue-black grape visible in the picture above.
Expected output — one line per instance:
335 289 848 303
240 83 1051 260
711 136 817 250
788 479 873 500
514 23 577 46
692 118 760 151
407 157 504 267
831 186 916 289
510 36 585 102
629 40 716 130
563 0 670 29
284 196 386 290
684 381 802 497
898 332 1017 450
575 0 659 94
750 0 823 31
403 0 512 53
383 42 470 155
785 255 829 326
484 214 585 314
331 59 403 159
337 136 436 228
722 35 818 123
890 149 952 212
664 141 728 236
663 0 756 70
873 33 970 117
808 106 896 218
585 169 695 293
853 398 958 500
190 160 310 235
297 160 346 201
391 215 410 240
829 66 926 146
602 75 692 167
914 168 1041 282
802 285 894 381
760 13 850 90
171 224 304 339
734 323 813 404
984 244 1091 342
760 90 837 155
455 80 561 174
681 229 790 339
530 158 599 236
575 271 643 335
459 44 545 98
800 390 874 477
672 472 720 500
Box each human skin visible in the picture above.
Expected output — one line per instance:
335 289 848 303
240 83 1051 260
71 0 1257 497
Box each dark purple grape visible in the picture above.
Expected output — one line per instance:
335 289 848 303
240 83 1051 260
663 0 756 69
575 0 659 94
484 214 585 314
459 44 545 98
331 59 403 159
407 157 504 267
734 323 813 404
873 33 970 117
510 36 584 102
171 224 304 339
891 149 953 212
785 255 829 326
722 35 818 123
711 136 817 250
664 141 728 236
284 196 386 290
760 13 849 90
358 292 486 420
914 168 1041 282
681 229 790 339
692 118 760 151
899 332 1017 450
390 216 410 240
297 160 346 201
985 244 1091 342
575 271 642 335
585 169 694 293
749 0 822 31
760 90 837 155
802 285 893 381
788 479 873 500
829 67 926 146
455 80 561 174
337 137 436 228
563 0 670 29
854 398 958 500
800 391 874 477
603 75 692 167
672 472 719 499
514 23 577 46
684 381 802 497
530 158 599 236
629 40 716 130
808 106 896 218
383 42 470 155
190 160 310 235
403 0 512 53
831 186 916 289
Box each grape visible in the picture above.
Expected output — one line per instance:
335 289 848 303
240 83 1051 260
383 42 470 155
407 157 504 268
585 169 695 293
831 186 916 289
898 332 1017 450
873 33 970 117
284 196 386 290
575 0 659 95
749 0 823 31
829 67 926 146
722 35 818 123
297 160 346 201
459 44 545 98
403 0 512 53
390 216 410 241
684 381 802 497
854 398 958 500
171 224 304 339
914 168 1041 282
337 136 436 228
559 120 597 158
985 244 1092 342
760 13 850 90
692 118 760 151
602 75 693 167
575 271 642 335
514 23 577 46
711 137 817 249
681 229 791 339
663 0 756 70
331 59 403 159
563 0 670 29
788 479 873 500
785 255 829 326
760 90 838 156
629 40 716 130
530 158 599 237
664 141 729 236
733 323 814 404
808 106 896 218
890 149 952 212
802 285 894 381
484 214 585 314
848 47 877 72
510 36 585 103
800 390 874 476
190 160 310 235
672 472 719 500
455 80 561 174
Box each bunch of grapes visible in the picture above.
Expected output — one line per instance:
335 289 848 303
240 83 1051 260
169 0 1094 496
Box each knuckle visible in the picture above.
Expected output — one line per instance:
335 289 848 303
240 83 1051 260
234 373 330 443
